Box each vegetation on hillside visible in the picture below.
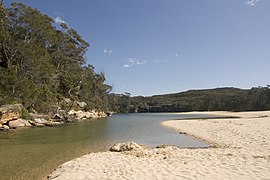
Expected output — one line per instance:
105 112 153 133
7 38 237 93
109 87 270 113
0 2 112 113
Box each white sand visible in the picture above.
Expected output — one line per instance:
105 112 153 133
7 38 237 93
48 111 270 180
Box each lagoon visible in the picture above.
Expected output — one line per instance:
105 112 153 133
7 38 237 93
0 113 216 179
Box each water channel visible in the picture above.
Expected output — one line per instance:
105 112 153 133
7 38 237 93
0 113 217 179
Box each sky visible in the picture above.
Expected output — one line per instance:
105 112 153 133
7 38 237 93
4 0 270 96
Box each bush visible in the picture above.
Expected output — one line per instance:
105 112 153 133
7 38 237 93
21 108 34 120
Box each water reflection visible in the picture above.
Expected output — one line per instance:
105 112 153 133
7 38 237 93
0 113 216 179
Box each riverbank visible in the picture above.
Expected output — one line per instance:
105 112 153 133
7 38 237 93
48 111 270 179
0 104 112 131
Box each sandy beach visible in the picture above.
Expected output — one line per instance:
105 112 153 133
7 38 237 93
48 111 270 180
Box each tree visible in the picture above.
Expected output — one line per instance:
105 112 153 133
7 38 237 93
0 2 112 113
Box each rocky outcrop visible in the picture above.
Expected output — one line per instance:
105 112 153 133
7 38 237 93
68 110 93 119
0 103 110 131
28 114 64 127
8 118 32 128
0 104 65 130
59 99 110 120
30 114 50 121
68 110 107 120
0 104 23 124
110 142 145 152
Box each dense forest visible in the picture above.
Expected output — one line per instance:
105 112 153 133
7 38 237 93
1 2 269 115
0 2 112 113
109 87 270 113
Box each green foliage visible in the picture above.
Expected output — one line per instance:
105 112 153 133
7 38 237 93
21 108 34 120
110 87 270 113
0 2 112 113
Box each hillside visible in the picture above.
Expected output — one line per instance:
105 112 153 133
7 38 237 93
0 2 111 113
108 87 270 113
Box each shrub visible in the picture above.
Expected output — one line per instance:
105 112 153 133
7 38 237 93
21 108 34 120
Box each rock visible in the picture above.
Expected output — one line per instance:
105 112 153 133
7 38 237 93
92 110 107 118
31 122 45 127
110 142 144 152
0 104 23 124
8 118 32 128
68 110 95 119
28 118 63 127
106 112 114 116
156 144 169 148
52 114 63 120
33 118 48 124
30 114 50 121
30 113 50 124
45 121 63 126
52 110 69 121
68 109 108 120
97 111 107 118
2 125 10 130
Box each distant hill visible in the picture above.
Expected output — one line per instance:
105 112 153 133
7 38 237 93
108 87 270 113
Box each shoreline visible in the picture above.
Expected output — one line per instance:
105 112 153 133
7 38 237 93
48 111 270 179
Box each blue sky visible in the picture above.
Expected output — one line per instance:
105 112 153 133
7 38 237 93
5 0 270 96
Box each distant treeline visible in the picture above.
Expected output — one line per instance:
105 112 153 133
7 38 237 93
0 2 111 113
108 87 270 113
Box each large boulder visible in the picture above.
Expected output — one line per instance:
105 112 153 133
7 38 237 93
110 142 144 152
0 104 23 124
8 118 32 128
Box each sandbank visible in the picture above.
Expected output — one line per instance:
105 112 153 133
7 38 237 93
48 111 270 179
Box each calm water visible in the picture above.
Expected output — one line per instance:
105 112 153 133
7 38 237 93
0 113 216 179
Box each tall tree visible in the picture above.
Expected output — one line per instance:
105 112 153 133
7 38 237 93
0 2 112 113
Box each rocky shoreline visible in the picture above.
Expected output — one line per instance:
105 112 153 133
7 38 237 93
0 104 112 131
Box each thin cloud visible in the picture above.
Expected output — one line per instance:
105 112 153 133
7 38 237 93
246 0 260 6
154 59 168 63
123 58 146 68
104 49 113 54
123 64 132 68
54 16 66 24
175 52 182 57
